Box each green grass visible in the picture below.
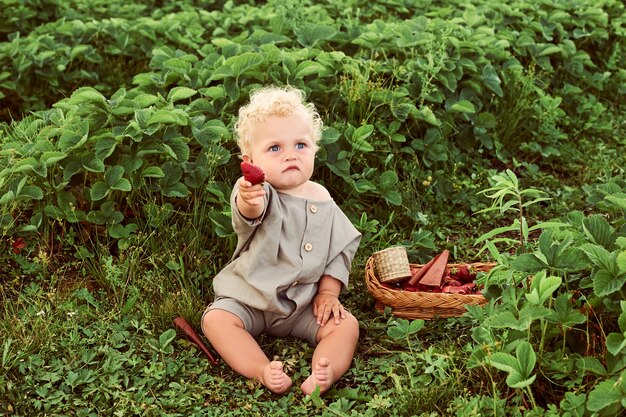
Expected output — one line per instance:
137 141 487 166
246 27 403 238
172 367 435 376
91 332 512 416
0 266 482 416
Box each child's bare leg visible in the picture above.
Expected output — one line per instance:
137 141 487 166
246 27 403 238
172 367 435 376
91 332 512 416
301 313 359 395
202 309 292 394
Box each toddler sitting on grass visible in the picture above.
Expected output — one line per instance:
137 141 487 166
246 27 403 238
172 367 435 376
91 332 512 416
201 85 361 395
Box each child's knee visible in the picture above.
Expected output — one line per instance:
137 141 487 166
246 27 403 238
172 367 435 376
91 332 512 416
318 313 359 342
202 309 243 336
343 313 360 339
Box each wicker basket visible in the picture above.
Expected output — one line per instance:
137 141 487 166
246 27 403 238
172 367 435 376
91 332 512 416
364 256 496 319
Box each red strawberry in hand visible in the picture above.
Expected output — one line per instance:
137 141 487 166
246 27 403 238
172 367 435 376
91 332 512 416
240 161 265 185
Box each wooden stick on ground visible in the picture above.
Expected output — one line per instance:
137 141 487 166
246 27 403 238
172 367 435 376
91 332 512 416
173 316 218 365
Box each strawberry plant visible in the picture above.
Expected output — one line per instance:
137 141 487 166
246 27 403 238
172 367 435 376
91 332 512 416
465 170 626 415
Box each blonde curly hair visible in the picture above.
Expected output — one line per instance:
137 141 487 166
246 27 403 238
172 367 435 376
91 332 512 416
234 85 323 157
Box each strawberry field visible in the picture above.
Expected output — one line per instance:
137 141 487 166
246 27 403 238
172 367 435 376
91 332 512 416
1 0 625 415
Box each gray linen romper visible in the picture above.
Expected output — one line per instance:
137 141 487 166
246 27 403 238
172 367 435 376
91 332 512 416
205 181 362 345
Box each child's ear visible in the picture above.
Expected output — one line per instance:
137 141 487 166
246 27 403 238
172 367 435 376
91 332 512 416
242 155 252 163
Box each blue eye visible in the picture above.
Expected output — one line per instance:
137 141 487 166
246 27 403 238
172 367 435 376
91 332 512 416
269 145 280 152
296 143 305 149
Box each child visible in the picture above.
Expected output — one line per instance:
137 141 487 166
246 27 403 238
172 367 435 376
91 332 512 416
201 85 361 395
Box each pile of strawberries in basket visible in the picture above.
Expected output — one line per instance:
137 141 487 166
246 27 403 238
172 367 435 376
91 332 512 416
381 250 481 295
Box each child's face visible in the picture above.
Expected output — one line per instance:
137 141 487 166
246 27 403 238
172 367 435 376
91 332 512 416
245 111 316 193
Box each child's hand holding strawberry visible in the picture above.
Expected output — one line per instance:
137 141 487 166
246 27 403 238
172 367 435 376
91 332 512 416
237 161 266 219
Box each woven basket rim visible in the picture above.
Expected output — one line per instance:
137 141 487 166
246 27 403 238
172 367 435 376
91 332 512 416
364 255 496 319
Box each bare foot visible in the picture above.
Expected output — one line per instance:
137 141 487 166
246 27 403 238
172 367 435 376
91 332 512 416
300 357 333 395
260 361 292 394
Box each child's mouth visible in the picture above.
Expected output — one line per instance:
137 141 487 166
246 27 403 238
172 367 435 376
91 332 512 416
283 165 299 172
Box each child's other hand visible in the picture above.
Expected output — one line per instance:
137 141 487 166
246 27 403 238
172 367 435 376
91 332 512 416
313 292 346 326
238 178 265 206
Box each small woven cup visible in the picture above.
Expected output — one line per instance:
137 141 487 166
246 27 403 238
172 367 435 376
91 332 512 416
372 246 411 283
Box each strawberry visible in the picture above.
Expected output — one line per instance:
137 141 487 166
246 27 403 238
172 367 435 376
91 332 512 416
240 161 265 185
456 264 476 283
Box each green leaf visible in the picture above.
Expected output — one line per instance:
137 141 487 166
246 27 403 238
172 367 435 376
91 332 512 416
552 247 588 271
512 253 548 273
514 342 536 386
538 45 562 57
108 223 138 239
294 25 337 48
580 243 614 271
224 52 264 78
159 328 177 348
350 124 375 152
146 110 187 126
98 201 123 225
12 157 42 176
593 269 626 297
110 178 131 192
489 342 536 389
519 305 551 324
475 222 519 245
482 64 503 97
483 308 549 331
378 171 398 190
489 352 518 375
605 194 626 210
320 127 341 145
67 87 107 106
41 151 66 166
586 373 626 412
90 182 109 201
387 319 424 340
449 100 476 113
382 190 402 206
167 87 197 102
606 333 626 356
576 356 607 376
0 191 15 205
507 369 537 389
526 272 561 306
133 93 159 108
295 61 326 79
95 137 118 161
583 215 615 249
224 77 239 101
163 137 190 162
546 293 586 328
142 167 164 178
81 155 105 173
19 185 43 200
104 166 125 188
326 159 350 179
163 57 192 74
414 106 441 126
209 209 233 238
58 122 90 152
191 119 229 146
617 250 626 274
161 182 189 197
